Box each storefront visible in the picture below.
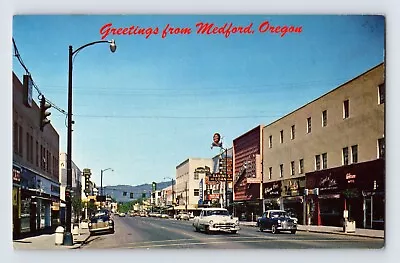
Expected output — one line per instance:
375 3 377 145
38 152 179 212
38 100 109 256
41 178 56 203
305 159 385 229
281 178 305 225
233 172 262 221
262 181 282 212
19 167 61 234
12 165 21 238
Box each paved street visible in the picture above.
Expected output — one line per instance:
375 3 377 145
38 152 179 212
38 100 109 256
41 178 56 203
82 216 384 249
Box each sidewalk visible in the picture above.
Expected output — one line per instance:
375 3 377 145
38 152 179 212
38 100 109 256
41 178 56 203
13 226 91 250
239 222 384 239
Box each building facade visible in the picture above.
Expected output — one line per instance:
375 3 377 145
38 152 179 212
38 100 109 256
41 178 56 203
13 73 61 238
262 63 385 229
175 158 214 213
233 125 264 221
59 153 82 224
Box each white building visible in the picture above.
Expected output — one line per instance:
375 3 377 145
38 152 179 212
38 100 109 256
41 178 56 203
59 153 82 202
161 185 173 206
175 158 214 211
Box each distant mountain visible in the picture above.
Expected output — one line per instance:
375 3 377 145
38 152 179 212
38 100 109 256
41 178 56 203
103 181 172 203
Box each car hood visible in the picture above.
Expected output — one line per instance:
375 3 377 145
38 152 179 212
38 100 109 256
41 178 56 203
205 215 236 222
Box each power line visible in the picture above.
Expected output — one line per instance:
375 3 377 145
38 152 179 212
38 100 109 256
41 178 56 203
52 114 282 119
12 38 67 115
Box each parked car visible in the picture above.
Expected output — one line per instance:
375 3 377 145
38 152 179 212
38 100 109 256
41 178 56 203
192 208 240 234
89 214 115 235
119 212 126 217
177 213 190 220
161 214 170 219
258 210 297 234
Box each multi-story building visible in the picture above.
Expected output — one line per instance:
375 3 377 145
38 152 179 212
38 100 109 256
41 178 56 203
175 158 213 213
233 125 264 221
161 185 173 206
59 153 82 223
13 72 61 238
262 63 385 229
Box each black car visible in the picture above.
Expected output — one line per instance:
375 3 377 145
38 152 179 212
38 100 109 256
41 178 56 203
258 210 297 234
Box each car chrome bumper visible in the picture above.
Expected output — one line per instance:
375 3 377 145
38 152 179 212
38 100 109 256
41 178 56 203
209 225 240 232
277 225 297 230
89 226 114 232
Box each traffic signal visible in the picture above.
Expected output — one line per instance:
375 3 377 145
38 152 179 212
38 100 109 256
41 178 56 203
65 189 71 201
152 181 157 192
40 96 51 131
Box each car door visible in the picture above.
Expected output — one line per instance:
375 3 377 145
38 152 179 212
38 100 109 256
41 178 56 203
259 212 267 228
265 211 273 229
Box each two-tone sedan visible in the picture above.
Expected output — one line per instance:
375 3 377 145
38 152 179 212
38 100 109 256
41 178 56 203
258 210 297 234
89 214 115 235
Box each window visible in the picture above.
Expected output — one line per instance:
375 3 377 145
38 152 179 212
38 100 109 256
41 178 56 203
351 145 358 163
268 167 272 180
30 135 33 163
194 189 199 196
322 110 327 127
378 83 385 104
36 141 39 167
280 130 284 143
378 138 385 159
26 132 30 162
13 122 18 154
315 155 321 170
343 100 349 119
307 117 312 133
290 161 295 175
194 172 199 180
123 192 127 196
279 164 283 178
40 145 43 169
299 159 304 174
269 135 272 148
343 147 349 165
130 193 134 199
18 125 23 156
322 153 327 169
291 125 295 140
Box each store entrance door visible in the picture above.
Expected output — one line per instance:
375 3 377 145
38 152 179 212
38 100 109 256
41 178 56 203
364 197 372 229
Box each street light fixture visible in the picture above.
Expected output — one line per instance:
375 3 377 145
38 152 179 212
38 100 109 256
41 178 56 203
101 168 114 196
65 39 117 246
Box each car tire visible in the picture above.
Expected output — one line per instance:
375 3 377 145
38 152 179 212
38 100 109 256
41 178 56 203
271 225 278 234
259 226 264 232
291 230 296 234
205 226 211 234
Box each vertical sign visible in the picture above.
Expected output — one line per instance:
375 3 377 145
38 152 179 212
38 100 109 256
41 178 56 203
199 178 203 205
23 74 33 108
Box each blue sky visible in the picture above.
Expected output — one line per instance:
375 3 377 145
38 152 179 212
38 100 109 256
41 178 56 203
12 15 385 186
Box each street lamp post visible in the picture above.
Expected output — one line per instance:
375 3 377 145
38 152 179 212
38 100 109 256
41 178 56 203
65 39 116 246
101 168 114 196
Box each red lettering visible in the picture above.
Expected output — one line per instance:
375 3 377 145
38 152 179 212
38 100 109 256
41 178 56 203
99 23 112 39
122 28 129 35
295 26 303 33
259 21 270 33
116 28 123 35
196 22 214 34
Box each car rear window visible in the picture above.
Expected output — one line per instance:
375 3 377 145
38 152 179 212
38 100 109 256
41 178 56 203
91 215 110 223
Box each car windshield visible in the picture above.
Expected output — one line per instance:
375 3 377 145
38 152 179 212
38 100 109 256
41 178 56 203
205 210 230 216
270 211 288 218
91 215 110 223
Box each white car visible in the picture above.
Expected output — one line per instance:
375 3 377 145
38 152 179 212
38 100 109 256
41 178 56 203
193 208 240 234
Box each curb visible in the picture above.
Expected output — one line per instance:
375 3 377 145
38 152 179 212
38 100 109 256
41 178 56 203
239 224 384 239
71 233 91 249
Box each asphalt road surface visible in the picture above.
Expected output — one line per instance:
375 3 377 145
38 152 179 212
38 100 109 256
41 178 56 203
82 216 384 249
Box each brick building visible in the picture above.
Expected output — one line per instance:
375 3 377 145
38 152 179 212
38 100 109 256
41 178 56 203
13 72 60 238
